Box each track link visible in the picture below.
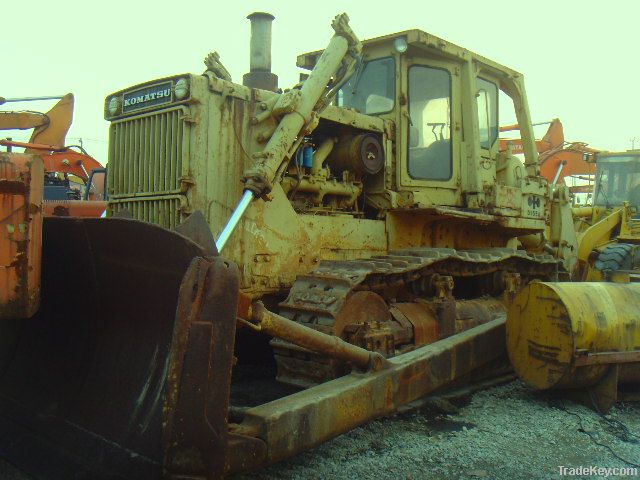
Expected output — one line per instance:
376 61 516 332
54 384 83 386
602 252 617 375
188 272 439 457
273 247 560 387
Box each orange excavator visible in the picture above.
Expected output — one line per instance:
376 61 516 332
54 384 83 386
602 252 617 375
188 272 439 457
0 93 106 217
500 118 598 195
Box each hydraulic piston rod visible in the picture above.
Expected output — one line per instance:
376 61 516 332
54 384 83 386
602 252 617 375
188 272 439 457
215 190 254 252
240 300 383 370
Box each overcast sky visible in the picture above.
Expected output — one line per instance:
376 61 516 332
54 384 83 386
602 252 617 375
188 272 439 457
4 0 639 163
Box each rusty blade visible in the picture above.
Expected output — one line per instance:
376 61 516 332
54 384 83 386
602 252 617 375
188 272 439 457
163 254 244 478
0 217 205 479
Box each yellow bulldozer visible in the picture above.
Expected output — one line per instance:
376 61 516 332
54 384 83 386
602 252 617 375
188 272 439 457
2 11 633 480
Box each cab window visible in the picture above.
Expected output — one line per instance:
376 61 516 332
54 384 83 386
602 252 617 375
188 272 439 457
477 78 498 149
408 66 452 180
337 57 395 115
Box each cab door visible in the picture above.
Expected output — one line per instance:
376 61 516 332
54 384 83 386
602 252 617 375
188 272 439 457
398 58 462 206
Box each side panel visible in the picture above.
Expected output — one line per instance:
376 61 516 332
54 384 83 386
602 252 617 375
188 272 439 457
0 153 43 319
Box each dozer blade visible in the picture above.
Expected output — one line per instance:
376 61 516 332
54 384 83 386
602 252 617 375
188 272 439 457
0 216 240 479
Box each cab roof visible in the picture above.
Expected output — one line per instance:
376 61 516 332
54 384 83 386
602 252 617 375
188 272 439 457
297 29 523 80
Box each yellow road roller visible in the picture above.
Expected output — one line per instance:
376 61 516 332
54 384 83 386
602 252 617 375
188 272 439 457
507 281 640 411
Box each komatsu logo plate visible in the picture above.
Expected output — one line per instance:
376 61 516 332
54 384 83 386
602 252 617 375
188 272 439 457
123 82 173 113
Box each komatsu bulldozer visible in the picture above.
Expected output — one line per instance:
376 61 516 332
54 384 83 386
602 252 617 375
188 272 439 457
0 12 583 480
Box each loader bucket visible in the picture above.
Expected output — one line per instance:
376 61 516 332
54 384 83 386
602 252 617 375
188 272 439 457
0 216 240 479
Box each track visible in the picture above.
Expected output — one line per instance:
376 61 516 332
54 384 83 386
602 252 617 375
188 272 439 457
274 248 560 387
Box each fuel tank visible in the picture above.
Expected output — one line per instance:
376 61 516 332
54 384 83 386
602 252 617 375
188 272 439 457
507 281 640 390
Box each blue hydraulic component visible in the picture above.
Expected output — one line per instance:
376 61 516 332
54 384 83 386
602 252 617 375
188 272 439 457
302 146 314 168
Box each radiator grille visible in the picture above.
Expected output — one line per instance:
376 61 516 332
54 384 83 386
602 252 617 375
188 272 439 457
109 196 185 230
108 107 189 198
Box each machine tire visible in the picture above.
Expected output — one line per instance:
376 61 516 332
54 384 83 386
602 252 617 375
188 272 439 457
594 243 638 272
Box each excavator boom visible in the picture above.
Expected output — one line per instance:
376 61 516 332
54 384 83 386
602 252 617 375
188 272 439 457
500 118 598 186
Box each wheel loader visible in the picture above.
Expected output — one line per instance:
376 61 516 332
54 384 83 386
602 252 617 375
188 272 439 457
571 150 640 280
0 12 585 480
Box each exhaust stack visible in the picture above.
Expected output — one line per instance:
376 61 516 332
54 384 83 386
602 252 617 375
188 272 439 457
243 12 279 92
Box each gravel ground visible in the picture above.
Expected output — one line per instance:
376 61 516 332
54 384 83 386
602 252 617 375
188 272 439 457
2 381 638 479
233 381 640 480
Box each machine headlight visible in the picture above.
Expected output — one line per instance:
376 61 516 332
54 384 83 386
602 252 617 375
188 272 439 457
174 78 189 100
107 96 120 115
394 37 408 53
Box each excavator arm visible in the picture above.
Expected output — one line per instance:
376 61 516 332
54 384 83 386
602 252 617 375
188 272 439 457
0 139 102 184
0 94 74 149
499 118 565 154
500 118 598 185
0 111 49 130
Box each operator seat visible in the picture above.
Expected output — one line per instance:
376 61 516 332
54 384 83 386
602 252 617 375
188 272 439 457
408 126 451 180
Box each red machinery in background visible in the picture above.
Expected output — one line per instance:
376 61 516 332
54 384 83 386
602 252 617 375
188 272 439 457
500 118 598 195
0 93 106 217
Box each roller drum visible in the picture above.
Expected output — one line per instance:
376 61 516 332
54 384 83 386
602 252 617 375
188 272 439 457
507 281 640 390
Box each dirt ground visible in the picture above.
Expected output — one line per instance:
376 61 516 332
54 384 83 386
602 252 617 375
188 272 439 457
233 380 640 480
2 381 639 479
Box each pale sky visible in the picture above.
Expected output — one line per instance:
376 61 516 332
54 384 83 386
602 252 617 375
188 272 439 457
4 0 639 163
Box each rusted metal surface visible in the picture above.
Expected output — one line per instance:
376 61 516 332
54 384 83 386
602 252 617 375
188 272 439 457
275 247 556 386
574 350 640 367
0 140 103 182
391 302 439 344
0 153 43 319
0 217 206 479
333 290 391 338
231 318 506 471
247 301 377 370
175 210 218 256
163 255 245 478
455 297 506 332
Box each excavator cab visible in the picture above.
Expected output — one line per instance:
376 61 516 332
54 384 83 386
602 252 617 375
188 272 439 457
83 167 108 201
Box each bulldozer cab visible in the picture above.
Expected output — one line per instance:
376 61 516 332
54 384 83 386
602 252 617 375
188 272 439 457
593 151 640 209
301 29 541 211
